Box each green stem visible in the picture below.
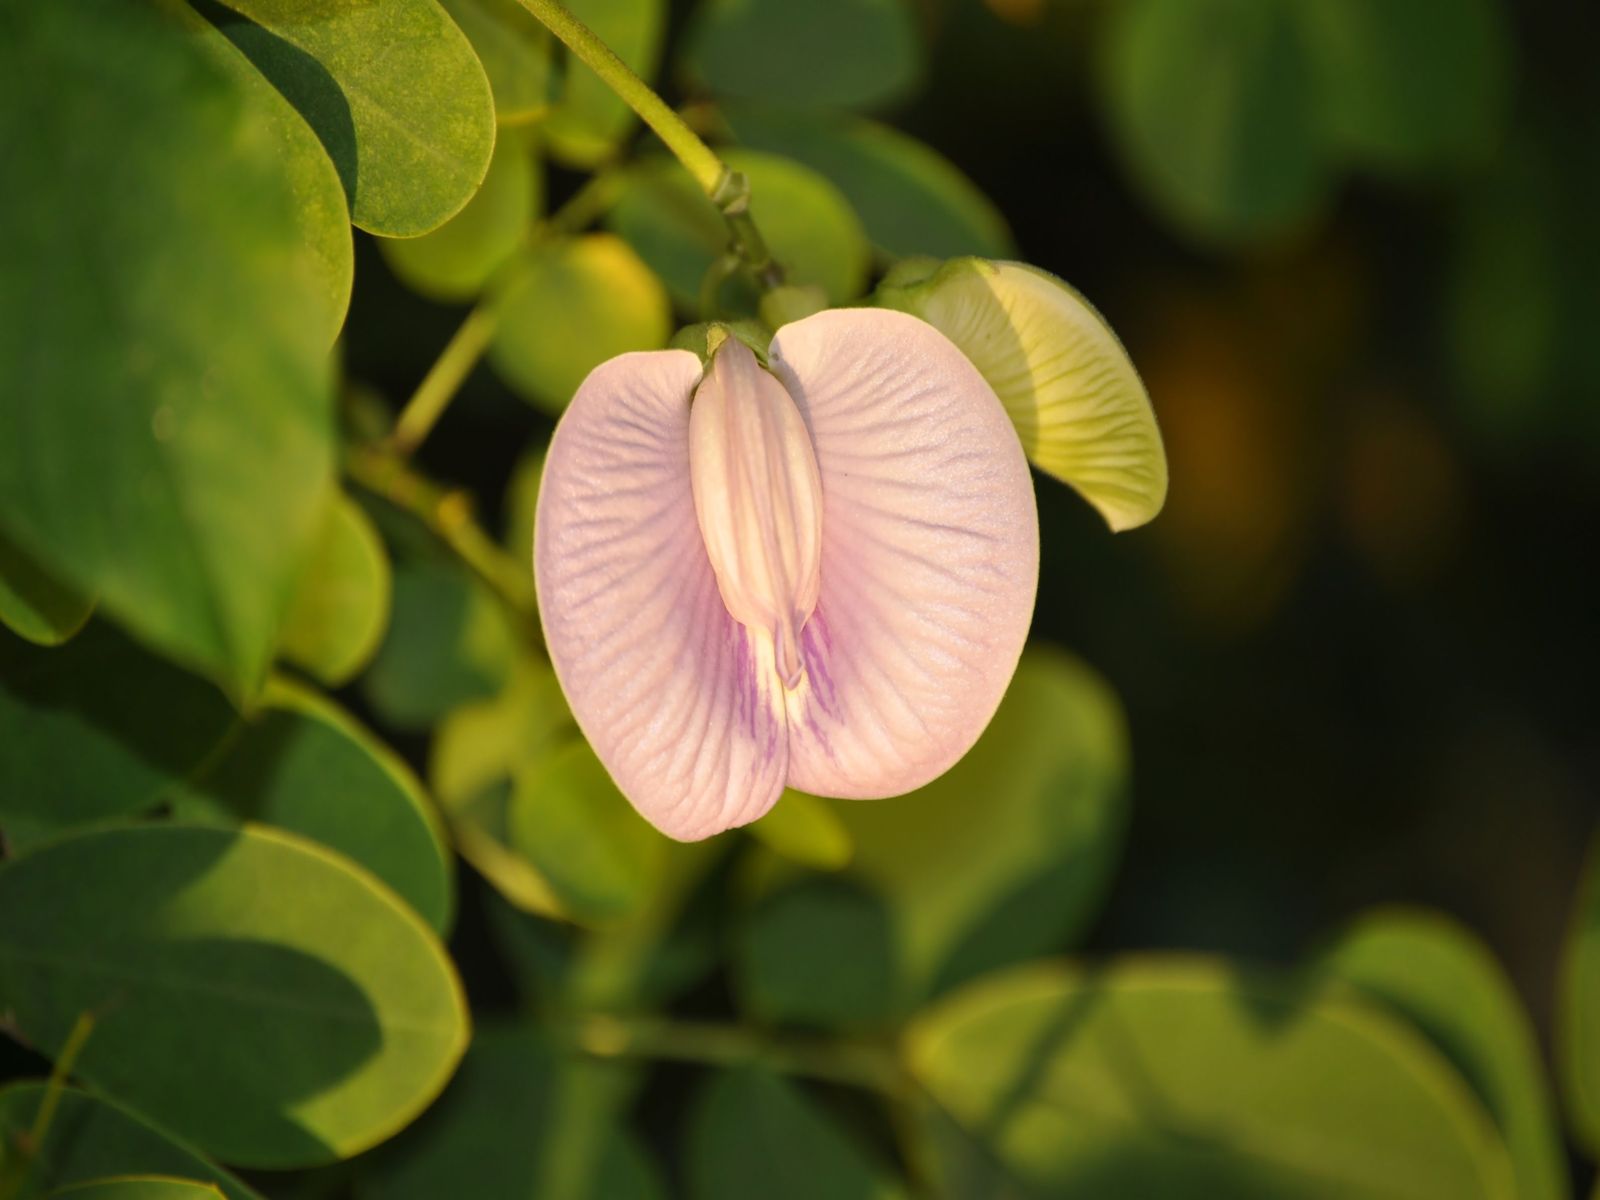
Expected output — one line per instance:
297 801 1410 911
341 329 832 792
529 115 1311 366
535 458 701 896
0 1011 96 1200
390 302 500 454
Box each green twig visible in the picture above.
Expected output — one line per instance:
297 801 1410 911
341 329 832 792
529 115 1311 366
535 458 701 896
390 302 501 455
0 1011 96 1200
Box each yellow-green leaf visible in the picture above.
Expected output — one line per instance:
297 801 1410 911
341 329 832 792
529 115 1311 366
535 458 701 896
0 529 93 648
278 492 392 688
48 1179 223 1200
441 0 553 125
543 0 666 167
1562 832 1600 1156
747 790 853 872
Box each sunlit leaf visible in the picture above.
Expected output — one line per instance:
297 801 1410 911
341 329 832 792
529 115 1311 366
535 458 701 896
213 0 496 236
172 679 454 933
543 0 665 167
0 622 236 853
1316 909 1568 1200
361 1025 662 1200
907 958 1518 1199
722 107 1013 260
0 824 468 1168
747 790 853 872
687 1067 907 1200
1561 833 1600 1156
1097 0 1329 243
441 0 553 125
684 0 922 111
606 152 869 309
878 258 1167 531
278 492 392 688
378 134 539 303
48 1179 224 1199
0 0 335 693
0 1085 259 1200
488 235 672 414
0 530 93 648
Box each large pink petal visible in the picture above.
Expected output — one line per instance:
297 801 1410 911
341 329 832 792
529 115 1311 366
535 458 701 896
535 351 787 841
769 309 1039 798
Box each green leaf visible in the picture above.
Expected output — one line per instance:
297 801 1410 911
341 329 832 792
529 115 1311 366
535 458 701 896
171 679 454 933
361 1025 662 1200
1295 0 1512 175
1097 0 1330 244
213 0 496 236
1561 833 1600 1156
0 622 236 853
508 740 668 926
378 134 540 302
877 258 1167 532
488 235 672 414
722 108 1013 261
747 790 853 872
606 152 869 310
440 0 553 126
906 958 1518 1199
1316 909 1569 1200
0 530 93 648
0 0 336 693
48 1179 223 1199
684 0 922 111
543 0 666 168
278 492 392 688
0 824 469 1168
362 558 517 731
502 447 545 565
0 1084 259 1200
687 1067 906 1200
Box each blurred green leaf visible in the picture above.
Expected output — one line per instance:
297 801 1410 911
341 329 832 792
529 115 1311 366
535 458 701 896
362 558 517 730
684 0 921 111
1315 909 1568 1200
378 134 540 303
508 740 667 926
0 0 335 694
360 1025 661 1200
172 679 454 933
48 1180 223 1199
213 0 496 236
906 958 1518 1199
1295 0 1512 175
0 531 93 649
1561 833 1600 1157
687 1067 906 1200
1097 0 1329 244
502 448 545 565
0 824 468 1168
606 152 869 310
747 790 853 872
722 108 1013 261
278 492 392 688
0 1085 259 1200
441 0 553 125
735 877 894 1029
0 622 235 853
488 235 672 414
544 0 665 167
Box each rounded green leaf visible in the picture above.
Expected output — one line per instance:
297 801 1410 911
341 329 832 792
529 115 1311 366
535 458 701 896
1316 909 1569 1200
684 0 921 111
508 739 667 926
543 0 666 167
747 790 853 872
0 622 236 853
172 679 454 933
879 258 1167 531
488 235 672 414
441 0 553 125
0 824 469 1168
907 958 1518 1199
0 530 93 648
1296 0 1512 175
1097 0 1330 244
687 1067 907 1200
1561 833 1600 1156
0 0 336 693
0 1085 259 1200
378 135 539 302
723 107 1013 260
49 1179 223 1199
606 152 869 309
278 492 392 688
213 0 496 236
